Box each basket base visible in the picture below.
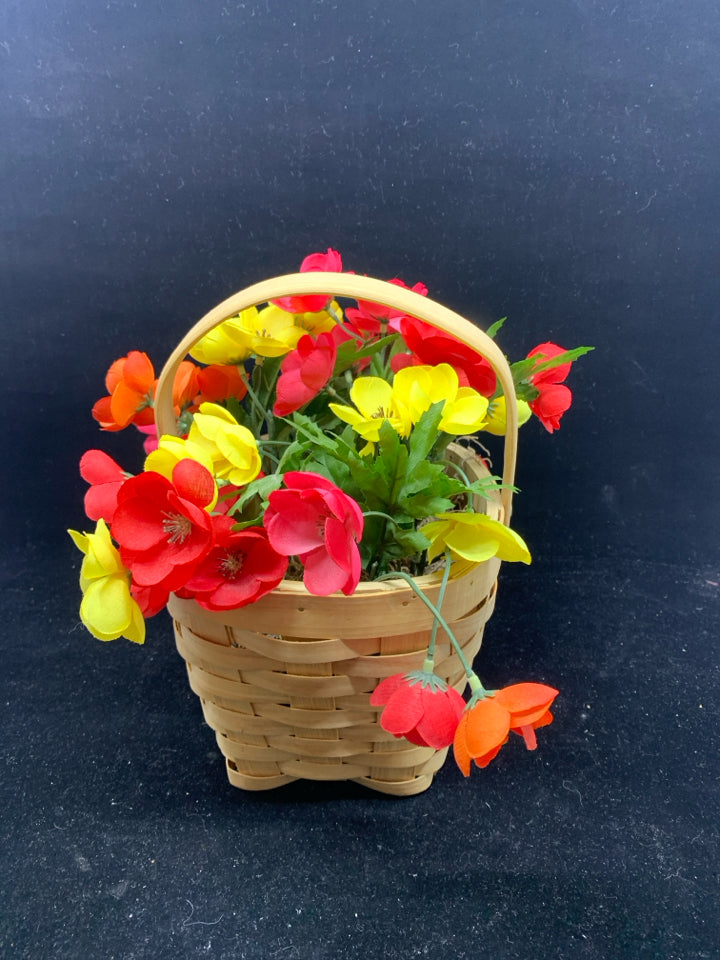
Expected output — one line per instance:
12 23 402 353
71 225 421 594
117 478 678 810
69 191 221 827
225 757 441 797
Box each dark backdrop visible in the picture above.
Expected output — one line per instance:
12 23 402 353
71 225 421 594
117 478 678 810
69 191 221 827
2 2 719 958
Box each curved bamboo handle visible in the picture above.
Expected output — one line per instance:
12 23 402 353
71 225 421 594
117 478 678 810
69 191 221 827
155 273 519 522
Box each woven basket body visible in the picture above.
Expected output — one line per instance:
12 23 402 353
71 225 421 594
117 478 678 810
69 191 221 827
155 273 520 796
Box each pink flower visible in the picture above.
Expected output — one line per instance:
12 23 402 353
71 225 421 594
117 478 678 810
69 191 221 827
273 248 343 314
371 671 466 748
264 471 364 596
184 516 288 610
79 449 129 523
344 278 428 337
526 342 573 433
391 316 497 396
273 332 337 416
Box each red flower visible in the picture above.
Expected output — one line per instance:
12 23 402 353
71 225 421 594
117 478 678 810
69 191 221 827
111 460 215 592
92 351 157 431
184 516 288 610
391 316 497 396
526 342 573 433
370 671 466 749
264 471 364 596
453 682 558 775
273 248 343 314
344 278 428 337
79 449 129 523
273 332 337 416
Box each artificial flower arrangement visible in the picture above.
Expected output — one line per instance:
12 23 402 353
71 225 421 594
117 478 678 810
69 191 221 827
69 250 591 779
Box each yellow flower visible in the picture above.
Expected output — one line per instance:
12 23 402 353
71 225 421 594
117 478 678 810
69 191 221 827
144 437 219 509
188 307 257 364
392 364 489 434
422 511 531 566
188 402 261 485
329 376 412 442
482 396 532 436
234 303 304 357
68 519 145 643
291 299 343 336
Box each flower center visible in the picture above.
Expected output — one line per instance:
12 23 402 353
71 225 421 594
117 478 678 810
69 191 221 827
219 551 244 579
372 405 392 419
162 511 192 544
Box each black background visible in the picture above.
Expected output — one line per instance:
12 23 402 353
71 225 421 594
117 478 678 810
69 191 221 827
2 1 719 958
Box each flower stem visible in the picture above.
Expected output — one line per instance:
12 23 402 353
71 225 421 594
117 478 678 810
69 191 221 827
427 552 452 662
376 563 476 682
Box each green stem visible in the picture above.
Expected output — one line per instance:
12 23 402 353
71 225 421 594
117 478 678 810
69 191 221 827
326 303 364 342
241 369 271 429
427 552 452 662
375 567 476 681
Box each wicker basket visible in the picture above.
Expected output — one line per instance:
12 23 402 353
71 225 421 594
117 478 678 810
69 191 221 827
154 273 520 796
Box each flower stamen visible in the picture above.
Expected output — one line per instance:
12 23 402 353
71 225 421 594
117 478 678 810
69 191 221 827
162 511 192 544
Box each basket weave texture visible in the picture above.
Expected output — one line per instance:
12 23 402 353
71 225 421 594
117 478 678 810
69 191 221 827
170 450 500 797
155 273 520 796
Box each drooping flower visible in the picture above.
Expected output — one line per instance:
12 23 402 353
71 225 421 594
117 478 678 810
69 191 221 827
264 471 364 596
68 518 145 643
344 278 428 337
273 248 343 314
453 683 558 774
273 332 338 416
482 395 533 436
92 351 157 431
391 316 497 397
79 449 130 523
187 402 262 486
391 363 489 434
370 671 465 748
111 460 215 592
526 342 574 433
184 516 289 610
328 376 412 443
422 511 532 566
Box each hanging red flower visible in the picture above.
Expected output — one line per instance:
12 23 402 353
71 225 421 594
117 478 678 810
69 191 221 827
370 671 466 749
453 682 558 775
111 460 215 592
264 471 364 596
273 332 338 416
526 342 574 433
184 516 289 610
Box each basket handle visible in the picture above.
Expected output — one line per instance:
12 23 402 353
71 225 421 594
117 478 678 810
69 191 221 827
155 272 519 523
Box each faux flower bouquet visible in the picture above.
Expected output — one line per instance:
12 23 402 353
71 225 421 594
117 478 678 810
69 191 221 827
69 250 591 777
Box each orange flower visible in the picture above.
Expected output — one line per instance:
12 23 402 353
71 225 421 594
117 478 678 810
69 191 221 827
453 682 558 775
195 364 248 405
92 351 157 431
172 360 201 414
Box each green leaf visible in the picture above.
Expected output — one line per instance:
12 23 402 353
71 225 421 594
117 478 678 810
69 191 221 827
511 345 594 384
227 473 283 516
334 335 399 374
406 403 444 474
486 317 507 339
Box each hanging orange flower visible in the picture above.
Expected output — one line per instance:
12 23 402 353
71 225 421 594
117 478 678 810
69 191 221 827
453 682 558 775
